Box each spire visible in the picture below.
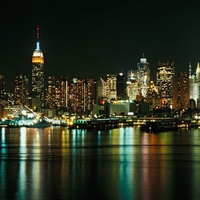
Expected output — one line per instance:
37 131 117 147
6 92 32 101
189 62 192 77
36 27 40 50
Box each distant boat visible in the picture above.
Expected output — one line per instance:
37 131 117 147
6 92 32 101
140 118 186 133
4 117 52 128
68 117 131 130
28 119 52 128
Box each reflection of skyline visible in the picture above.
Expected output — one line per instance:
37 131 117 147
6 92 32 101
1 128 200 199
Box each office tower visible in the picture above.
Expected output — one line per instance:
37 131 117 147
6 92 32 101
59 76 68 108
101 74 117 102
137 54 150 98
68 78 95 114
117 72 126 100
46 76 56 108
156 61 175 108
46 76 68 109
31 27 44 111
195 62 200 99
14 74 29 105
188 62 198 102
126 69 139 101
176 72 189 109
0 74 6 101
146 81 159 108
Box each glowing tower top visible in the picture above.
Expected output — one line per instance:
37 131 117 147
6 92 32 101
32 27 44 64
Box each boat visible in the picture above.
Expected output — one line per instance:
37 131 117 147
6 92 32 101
4 117 52 128
140 118 185 133
68 117 130 130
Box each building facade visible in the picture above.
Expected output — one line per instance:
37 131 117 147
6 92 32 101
156 61 175 108
31 27 45 111
14 74 29 105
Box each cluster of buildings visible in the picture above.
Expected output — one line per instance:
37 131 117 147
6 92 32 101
0 28 200 119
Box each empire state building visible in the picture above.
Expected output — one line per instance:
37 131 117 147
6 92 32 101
31 27 44 110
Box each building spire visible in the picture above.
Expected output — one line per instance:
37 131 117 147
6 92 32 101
36 27 40 50
189 62 192 77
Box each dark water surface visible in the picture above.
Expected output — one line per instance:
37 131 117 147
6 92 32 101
1 127 200 200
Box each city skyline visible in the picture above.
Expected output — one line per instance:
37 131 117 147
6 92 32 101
1 0 200 90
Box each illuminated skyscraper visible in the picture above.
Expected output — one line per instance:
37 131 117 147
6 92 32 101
46 76 68 109
177 72 189 109
14 74 29 105
31 27 44 111
188 62 198 102
0 74 6 101
195 62 200 100
117 72 126 99
126 69 139 101
68 78 95 114
156 61 175 108
137 54 150 98
101 74 117 102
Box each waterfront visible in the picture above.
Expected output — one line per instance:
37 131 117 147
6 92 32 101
1 127 200 200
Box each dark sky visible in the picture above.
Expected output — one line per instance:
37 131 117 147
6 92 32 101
1 0 200 90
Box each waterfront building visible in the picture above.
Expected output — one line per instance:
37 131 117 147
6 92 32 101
109 100 130 116
156 61 175 108
31 27 45 111
13 74 29 105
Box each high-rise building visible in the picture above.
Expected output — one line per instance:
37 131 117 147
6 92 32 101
46 76 56 109
145 81 159 108
0 74 6 101
189 62 198 102
195 62 200 100
101 74 117 102
137 54 150 98
14 74 29 105
117 72 126 100
176 72 189 109
31 27 44 111
126 69 139 101
46 76 68 109
68 78 95 114
156 61 175 108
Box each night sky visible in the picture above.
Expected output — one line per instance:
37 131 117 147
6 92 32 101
1 0 200 90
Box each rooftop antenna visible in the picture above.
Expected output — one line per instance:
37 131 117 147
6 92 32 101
36 27 40 50
189 61 192 77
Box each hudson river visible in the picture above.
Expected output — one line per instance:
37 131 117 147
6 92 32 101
1 126 200 200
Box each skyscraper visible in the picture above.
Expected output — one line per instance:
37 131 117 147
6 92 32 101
31 27 44 111
176 72 189 109
14 74 29 105
137 54 150 98
188 62 198 102
156 61 175 108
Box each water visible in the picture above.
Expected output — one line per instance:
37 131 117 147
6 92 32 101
1 127 200 200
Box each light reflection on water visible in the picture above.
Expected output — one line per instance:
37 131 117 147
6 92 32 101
1 127 200 199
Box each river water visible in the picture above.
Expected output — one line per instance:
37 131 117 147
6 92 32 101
1 126 200 200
